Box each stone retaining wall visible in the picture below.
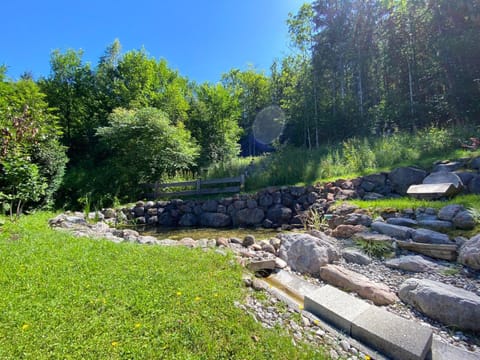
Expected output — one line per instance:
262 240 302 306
121 157 480 229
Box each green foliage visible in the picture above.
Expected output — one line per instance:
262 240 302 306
187 83 242 166
0 156 47 218
301 208 326 231
0 213 326 359
354 239 393 259
0 78 67 213
96 107 200 199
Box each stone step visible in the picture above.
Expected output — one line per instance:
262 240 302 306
305 285 433 360
352 305 432 360
266 270 318 302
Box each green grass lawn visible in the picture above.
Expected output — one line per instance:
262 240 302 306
0 213 326 359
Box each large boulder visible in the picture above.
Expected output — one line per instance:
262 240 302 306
468 175 480 194
411 228 452 244
234 208 264 226
452 210 476 230
458 234 480 270
399 278 480 332
266 205 292 224
371 221 414 240
422 171 463 190
438 204 464 221
277 233 339 275
199 212 231 228
385 255 437 273
319 264 398 306
178 213 198 227
388 167 427 195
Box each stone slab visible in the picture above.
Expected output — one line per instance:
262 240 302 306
407 183 457 199
266 270 318 301
430 338 480 360
247 259 277 272
351 306 433 360
304 285 371 335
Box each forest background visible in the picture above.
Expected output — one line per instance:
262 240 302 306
1 0 480 212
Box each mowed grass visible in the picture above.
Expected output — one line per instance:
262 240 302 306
0 213 325 359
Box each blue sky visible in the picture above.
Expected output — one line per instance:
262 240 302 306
0 0 307 83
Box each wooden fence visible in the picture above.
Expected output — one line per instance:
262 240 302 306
144 175 245 199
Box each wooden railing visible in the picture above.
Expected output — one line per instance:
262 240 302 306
144 175 245 199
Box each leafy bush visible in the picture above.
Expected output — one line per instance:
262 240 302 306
96 107 200 199
0 78 67 213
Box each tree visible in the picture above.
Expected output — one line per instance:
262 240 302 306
222 67 270 155
39 49 96 156
187 83 242 166
96 107 199 198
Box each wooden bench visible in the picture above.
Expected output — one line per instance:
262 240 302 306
144 175 245 199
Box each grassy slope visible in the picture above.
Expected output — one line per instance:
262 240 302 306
0 213 325 360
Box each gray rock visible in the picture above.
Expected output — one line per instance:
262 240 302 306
258 194 273 207
352 232 394 243
371 221 414 240
399 278 480 332
411 228 451 244
202 200 218 212
469 175 480 194
432 162 463 172
235 208 265 226
422 171 463 189
266 205 292 224
385 255 437 272
246 199 257 209
417 219 453 232
438 204 464 221
199 212 231 228
452 210 476 230
388 167 427 195
455 171 475 187
342 248 372 265
386 217 418 227
470 156 480 170
178 213 198 227
158 212 174 226
458 234 480 270
132 206 145 217
277 233 340 275
243 234 255 247
343 213 373 227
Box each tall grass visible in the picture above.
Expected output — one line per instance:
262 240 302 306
160 125 479 194
238 126 480 191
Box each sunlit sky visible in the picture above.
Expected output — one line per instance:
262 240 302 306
0 0 308 83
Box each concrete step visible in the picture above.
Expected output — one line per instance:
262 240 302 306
305 285 432 360
352 305 432 360
304 285 370 335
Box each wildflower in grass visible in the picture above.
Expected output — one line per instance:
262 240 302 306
21 324 30 331
365 355 371 360
194 296 201 301
134 323 141 329
111 341 119 347
176 291 182 296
